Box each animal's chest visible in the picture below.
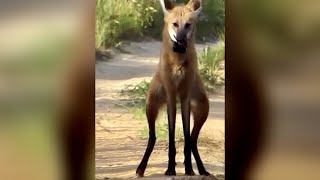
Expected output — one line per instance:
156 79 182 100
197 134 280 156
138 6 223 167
171 66 186 87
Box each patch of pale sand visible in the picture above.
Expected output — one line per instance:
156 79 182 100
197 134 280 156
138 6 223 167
95 41 224 179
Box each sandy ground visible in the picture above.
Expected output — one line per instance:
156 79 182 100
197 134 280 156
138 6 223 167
95 41 225 180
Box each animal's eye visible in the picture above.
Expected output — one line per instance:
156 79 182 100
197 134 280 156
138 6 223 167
173 22 179 28
185 23 191 29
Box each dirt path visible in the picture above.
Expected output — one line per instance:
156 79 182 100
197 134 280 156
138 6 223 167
96 41 225 180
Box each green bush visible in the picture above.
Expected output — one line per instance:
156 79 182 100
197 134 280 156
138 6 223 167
96 0 158 48
96 0 225 48
197 0 225 40
121 79 150 106
198 41 225 92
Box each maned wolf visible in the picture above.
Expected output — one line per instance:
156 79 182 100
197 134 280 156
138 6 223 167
136 0 210 177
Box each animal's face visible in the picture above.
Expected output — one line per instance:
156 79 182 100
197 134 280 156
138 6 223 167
160 0 202 53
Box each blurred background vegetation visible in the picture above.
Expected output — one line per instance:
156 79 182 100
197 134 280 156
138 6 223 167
96 0 225 48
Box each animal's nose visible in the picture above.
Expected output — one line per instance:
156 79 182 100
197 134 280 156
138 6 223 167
176 31 187 42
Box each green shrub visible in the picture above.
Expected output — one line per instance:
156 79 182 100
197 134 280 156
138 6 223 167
121 79 150 106
96 0 225 48
197 0 225 40
95 0 158 48
198 41 225 92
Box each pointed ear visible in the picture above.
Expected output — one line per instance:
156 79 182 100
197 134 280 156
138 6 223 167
159 0 174 15
187 0 202 18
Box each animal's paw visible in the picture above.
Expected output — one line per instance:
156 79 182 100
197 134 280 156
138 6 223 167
185 169 196 176
165 168 176 176
199 170 211 176
136 168 144 177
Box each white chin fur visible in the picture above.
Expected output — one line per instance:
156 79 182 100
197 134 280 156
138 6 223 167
169 29 177 42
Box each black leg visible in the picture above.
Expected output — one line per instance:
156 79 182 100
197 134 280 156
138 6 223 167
181 97 195 175
136 129 156 177
191 128 210 176
136 102 158 177
165 95 177 176
190 87 210 176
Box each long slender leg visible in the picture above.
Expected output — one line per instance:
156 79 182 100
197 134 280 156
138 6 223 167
191 125 210 176
165 91 177 176
136 77 165 177
180 95 195 175
190 82 211 176
136 106 157 177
